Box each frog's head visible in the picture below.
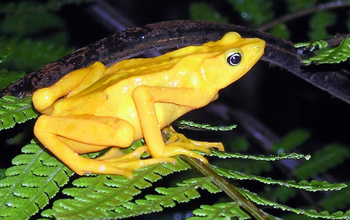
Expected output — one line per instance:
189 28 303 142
201 32 265 91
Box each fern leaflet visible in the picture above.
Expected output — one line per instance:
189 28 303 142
111 177 221 219
189 202 250 220
0 96 38 131
0 140 73 220
41 157 191 219
210 150 311 161
241 188 350 219
321 181 350 212
294 143 350 180
213 166 347 192
296 37 350 65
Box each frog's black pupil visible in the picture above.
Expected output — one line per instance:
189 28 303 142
227 53 242 66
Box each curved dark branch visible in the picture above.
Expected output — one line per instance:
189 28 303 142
1 20 349 104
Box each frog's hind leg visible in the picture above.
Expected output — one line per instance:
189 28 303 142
34 114 175 177
32 62 106 112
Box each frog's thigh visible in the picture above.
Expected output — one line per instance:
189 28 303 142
33 62 106 112
34 115 136 176
35 115 134 147
132 86 209 163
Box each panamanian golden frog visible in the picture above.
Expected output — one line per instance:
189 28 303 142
32 32 265 178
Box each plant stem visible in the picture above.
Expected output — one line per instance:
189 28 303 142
181 155 270 220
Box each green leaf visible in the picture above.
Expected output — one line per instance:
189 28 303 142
0 141 74 219
112 177 220 219
300 37 350 65
241 188 350 219
227 0 274 27
272 129 311 153
189 2 228 23
210 150 310 161
42 157 191 219
213 166 347 192
0 69 25 91
1 9 64 37
309 12 336 41
284 0 317 12
0 96 38 131
294 143 350 180
270 23 291 39
0 37 73 72
177 120 236 131
321 181 350 212
190 202 250 220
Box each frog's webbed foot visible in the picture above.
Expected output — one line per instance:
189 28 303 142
163 126 225 151
157 126 225 163
95 146 177 178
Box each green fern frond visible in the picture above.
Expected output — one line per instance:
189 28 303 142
210 150 311 161
309 12 336 41
0 96 38 131
296 37 350 65
41 157 191 219
189 2 228 23
213 166 347 192
0 38 73 72
294 143 350 180
0 140 73 220
189 202 250 220
272 129 311 153
241 188 350 219
110 177 220 219
177 120 236 131
321 181 350 212
0 69 25 91
227 0 274 27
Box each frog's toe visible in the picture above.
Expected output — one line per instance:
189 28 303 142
161 142 209 163
163 126 225 152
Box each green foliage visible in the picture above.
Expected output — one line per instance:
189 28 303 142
0 37 73 72
272 129 311 153
210 149 311 161
242 188 350 219
0 141 74 219
296 37 350 65
190 202 250 219
309 12 336 41
0 70 25 91
284 0 317 12
189 2 228 23
0 96 38 130
214 166 347 192
227 0 274 27
321 181 350 212
177 120 237 131
1 0 350 219
42 157 191 219
294 143 350 180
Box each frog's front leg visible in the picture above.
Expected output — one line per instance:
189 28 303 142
33 115 175 177
132 86 222 162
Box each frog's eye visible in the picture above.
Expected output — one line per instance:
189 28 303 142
226 52 242 66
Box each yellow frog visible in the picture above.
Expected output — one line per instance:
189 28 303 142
32 32 265 178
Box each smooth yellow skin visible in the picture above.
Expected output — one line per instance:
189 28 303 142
32 32 265 178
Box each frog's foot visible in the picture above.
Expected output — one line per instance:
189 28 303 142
97 146 149 162
95 146 177 178
163 126 225 152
